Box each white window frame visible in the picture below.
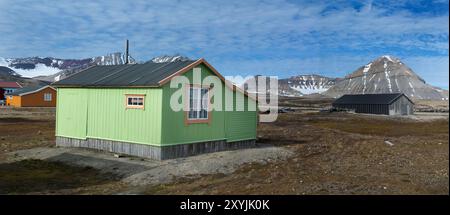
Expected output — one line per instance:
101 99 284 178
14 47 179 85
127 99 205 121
125 94 145 109
187 86 209 120
43 93 52 101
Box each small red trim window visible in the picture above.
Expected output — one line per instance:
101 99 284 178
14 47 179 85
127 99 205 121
126 95 145 109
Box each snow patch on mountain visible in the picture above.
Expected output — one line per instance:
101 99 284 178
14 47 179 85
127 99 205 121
11 63 61 78
290 84 329 94
151 55 191 63
382 55 395 62
279 74 339 96
362 63 372 94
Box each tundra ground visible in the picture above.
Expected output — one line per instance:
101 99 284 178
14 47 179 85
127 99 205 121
0 102 448 194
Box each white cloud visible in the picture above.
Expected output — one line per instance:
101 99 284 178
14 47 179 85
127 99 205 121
0 0 448 87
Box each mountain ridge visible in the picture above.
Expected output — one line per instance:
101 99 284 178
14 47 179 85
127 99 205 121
1 54 448 100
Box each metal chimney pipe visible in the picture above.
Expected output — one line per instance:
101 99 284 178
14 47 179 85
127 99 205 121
125 39 129 64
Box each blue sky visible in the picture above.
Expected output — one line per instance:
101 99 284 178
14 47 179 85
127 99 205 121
0 0 448 88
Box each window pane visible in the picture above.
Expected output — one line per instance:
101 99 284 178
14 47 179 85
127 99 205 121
193 88 199 111
199 109 205 119
187 87 210 120
43 93 52 101
201 90 208 110
126 96 144 108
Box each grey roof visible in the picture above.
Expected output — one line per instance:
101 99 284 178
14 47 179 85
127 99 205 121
333 93 413 105
52 60 196 87
5 85 51 96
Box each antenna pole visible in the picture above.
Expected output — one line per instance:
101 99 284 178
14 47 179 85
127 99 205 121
125 39 129 64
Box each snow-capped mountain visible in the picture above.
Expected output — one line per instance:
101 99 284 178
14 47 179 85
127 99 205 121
150 55 191 63
278 75 339 96
323 55 449 100
0 52 135 82
240 74 338 97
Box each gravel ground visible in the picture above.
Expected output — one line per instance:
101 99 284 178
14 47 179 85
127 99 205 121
4 144 294 189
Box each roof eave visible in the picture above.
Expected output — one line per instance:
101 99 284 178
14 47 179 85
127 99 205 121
15 85 56 96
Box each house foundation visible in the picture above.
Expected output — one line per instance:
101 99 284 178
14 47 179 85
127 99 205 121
56 137 256 160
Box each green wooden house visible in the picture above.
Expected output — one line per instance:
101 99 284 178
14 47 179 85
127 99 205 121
52 59 257 160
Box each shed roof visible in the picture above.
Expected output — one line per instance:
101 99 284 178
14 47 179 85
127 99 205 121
0 81 22 88
52 60 196 87
5 85 55 96
333 93 413 105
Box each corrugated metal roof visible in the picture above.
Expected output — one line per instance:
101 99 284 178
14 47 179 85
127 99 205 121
333 93 412 105
5 85 53 96
52 60 196 87
0 81 22 88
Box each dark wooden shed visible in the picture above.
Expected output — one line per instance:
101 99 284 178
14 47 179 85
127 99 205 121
332 93 414 115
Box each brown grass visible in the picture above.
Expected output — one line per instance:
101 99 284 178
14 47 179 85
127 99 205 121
0 117 55 154
0 159 119 194
310 114 449 137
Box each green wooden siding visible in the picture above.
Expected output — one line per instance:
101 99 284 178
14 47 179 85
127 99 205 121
225 86 258 142
85 88 162 145
56 88 163 145
160 64 226 145
160 64 257 145
56 88 88 139
56 62 257 146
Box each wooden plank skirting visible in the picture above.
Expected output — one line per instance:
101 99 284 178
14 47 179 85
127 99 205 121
56 137 256 160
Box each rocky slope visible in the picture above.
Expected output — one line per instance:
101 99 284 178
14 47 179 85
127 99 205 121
324 55 448 100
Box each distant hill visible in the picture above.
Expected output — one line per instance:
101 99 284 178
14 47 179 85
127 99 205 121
0 69 49 88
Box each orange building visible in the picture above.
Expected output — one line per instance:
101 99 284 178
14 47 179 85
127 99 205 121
5 85 56 107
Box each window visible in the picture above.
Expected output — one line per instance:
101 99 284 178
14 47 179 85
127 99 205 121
125 95 145 109
188 86 209 120
44 93 52 101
